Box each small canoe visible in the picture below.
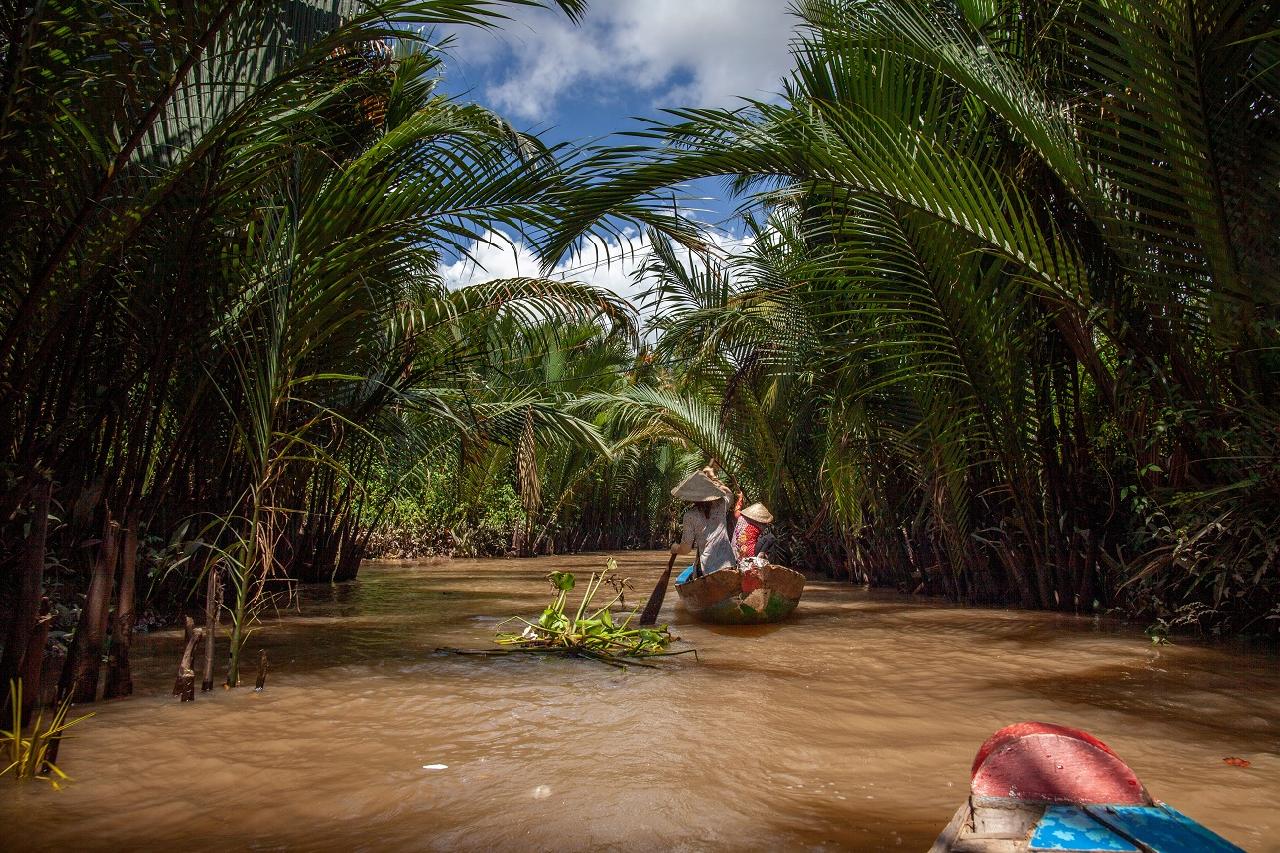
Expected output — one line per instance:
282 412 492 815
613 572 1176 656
932 721 1244 852
673 563 804 624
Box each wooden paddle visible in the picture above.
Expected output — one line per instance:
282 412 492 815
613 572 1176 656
639 552 678 626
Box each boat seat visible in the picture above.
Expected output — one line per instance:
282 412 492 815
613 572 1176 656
1029 804 1244 852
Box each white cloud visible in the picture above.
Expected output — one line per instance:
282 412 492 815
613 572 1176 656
439 228 655 303
440 2 796 122
438 226 755 312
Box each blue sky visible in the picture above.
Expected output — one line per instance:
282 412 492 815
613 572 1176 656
432 2 799 299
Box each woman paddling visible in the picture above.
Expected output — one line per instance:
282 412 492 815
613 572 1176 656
638 466 739 625
670 467 737 578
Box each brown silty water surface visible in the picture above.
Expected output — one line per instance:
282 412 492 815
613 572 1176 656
1 551 1276 852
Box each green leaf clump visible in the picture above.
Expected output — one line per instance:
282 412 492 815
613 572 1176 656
488 559 697 667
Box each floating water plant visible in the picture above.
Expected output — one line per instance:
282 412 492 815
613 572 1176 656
1 680 93 789
442 560 697 668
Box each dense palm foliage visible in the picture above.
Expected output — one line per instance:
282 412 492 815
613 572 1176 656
2 0 1277 726
0 0 638 704
550 0 1280 634
362 317 685 559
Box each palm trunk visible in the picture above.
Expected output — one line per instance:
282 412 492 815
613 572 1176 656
225 481 268 689
225 593 245 689
103 513 139 698
201 564 222 692
0 478 51 699
18 599 53 725
61 514 119 703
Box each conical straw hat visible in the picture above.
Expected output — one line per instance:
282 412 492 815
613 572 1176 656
671 470 724 502
741 502 774 524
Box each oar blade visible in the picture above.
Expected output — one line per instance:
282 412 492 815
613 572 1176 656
639 566 673 626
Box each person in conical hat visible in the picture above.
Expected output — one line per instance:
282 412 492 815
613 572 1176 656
670 466 736 576
732 498 775 561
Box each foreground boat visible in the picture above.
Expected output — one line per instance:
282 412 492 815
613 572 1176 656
673 563 805 624
932 722 1243 852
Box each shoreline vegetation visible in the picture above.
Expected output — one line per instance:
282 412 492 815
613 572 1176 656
0 0 1276 782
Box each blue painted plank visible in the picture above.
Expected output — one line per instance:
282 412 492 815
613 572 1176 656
1030 806 1138 852
1084 805 1245 853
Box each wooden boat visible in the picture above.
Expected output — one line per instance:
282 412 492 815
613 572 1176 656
932 722 1244 852
673 563 804 624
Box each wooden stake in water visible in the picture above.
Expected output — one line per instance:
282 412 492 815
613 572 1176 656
253 650 268 692
173 617 202 702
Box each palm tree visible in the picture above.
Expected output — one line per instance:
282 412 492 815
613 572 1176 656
543 0 1280 630
0 0 611 703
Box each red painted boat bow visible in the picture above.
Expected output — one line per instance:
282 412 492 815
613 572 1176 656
970 721 1152 806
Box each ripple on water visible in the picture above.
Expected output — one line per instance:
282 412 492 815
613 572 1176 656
1 553 1275 852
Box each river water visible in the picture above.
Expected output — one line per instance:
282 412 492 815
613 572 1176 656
1 552 1275 852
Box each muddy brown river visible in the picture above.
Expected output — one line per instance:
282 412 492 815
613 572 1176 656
0 552 1275 851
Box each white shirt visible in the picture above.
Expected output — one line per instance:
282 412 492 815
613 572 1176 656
677 496 736 573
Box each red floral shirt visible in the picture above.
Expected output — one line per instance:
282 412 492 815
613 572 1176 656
733 515 763 558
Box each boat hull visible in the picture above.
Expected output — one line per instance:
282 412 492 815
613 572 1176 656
932 722 1244 852
674 564 805 624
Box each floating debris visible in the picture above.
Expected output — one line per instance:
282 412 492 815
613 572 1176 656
439 560 697 668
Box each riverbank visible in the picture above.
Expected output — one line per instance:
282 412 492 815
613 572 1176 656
1 552 1274 851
